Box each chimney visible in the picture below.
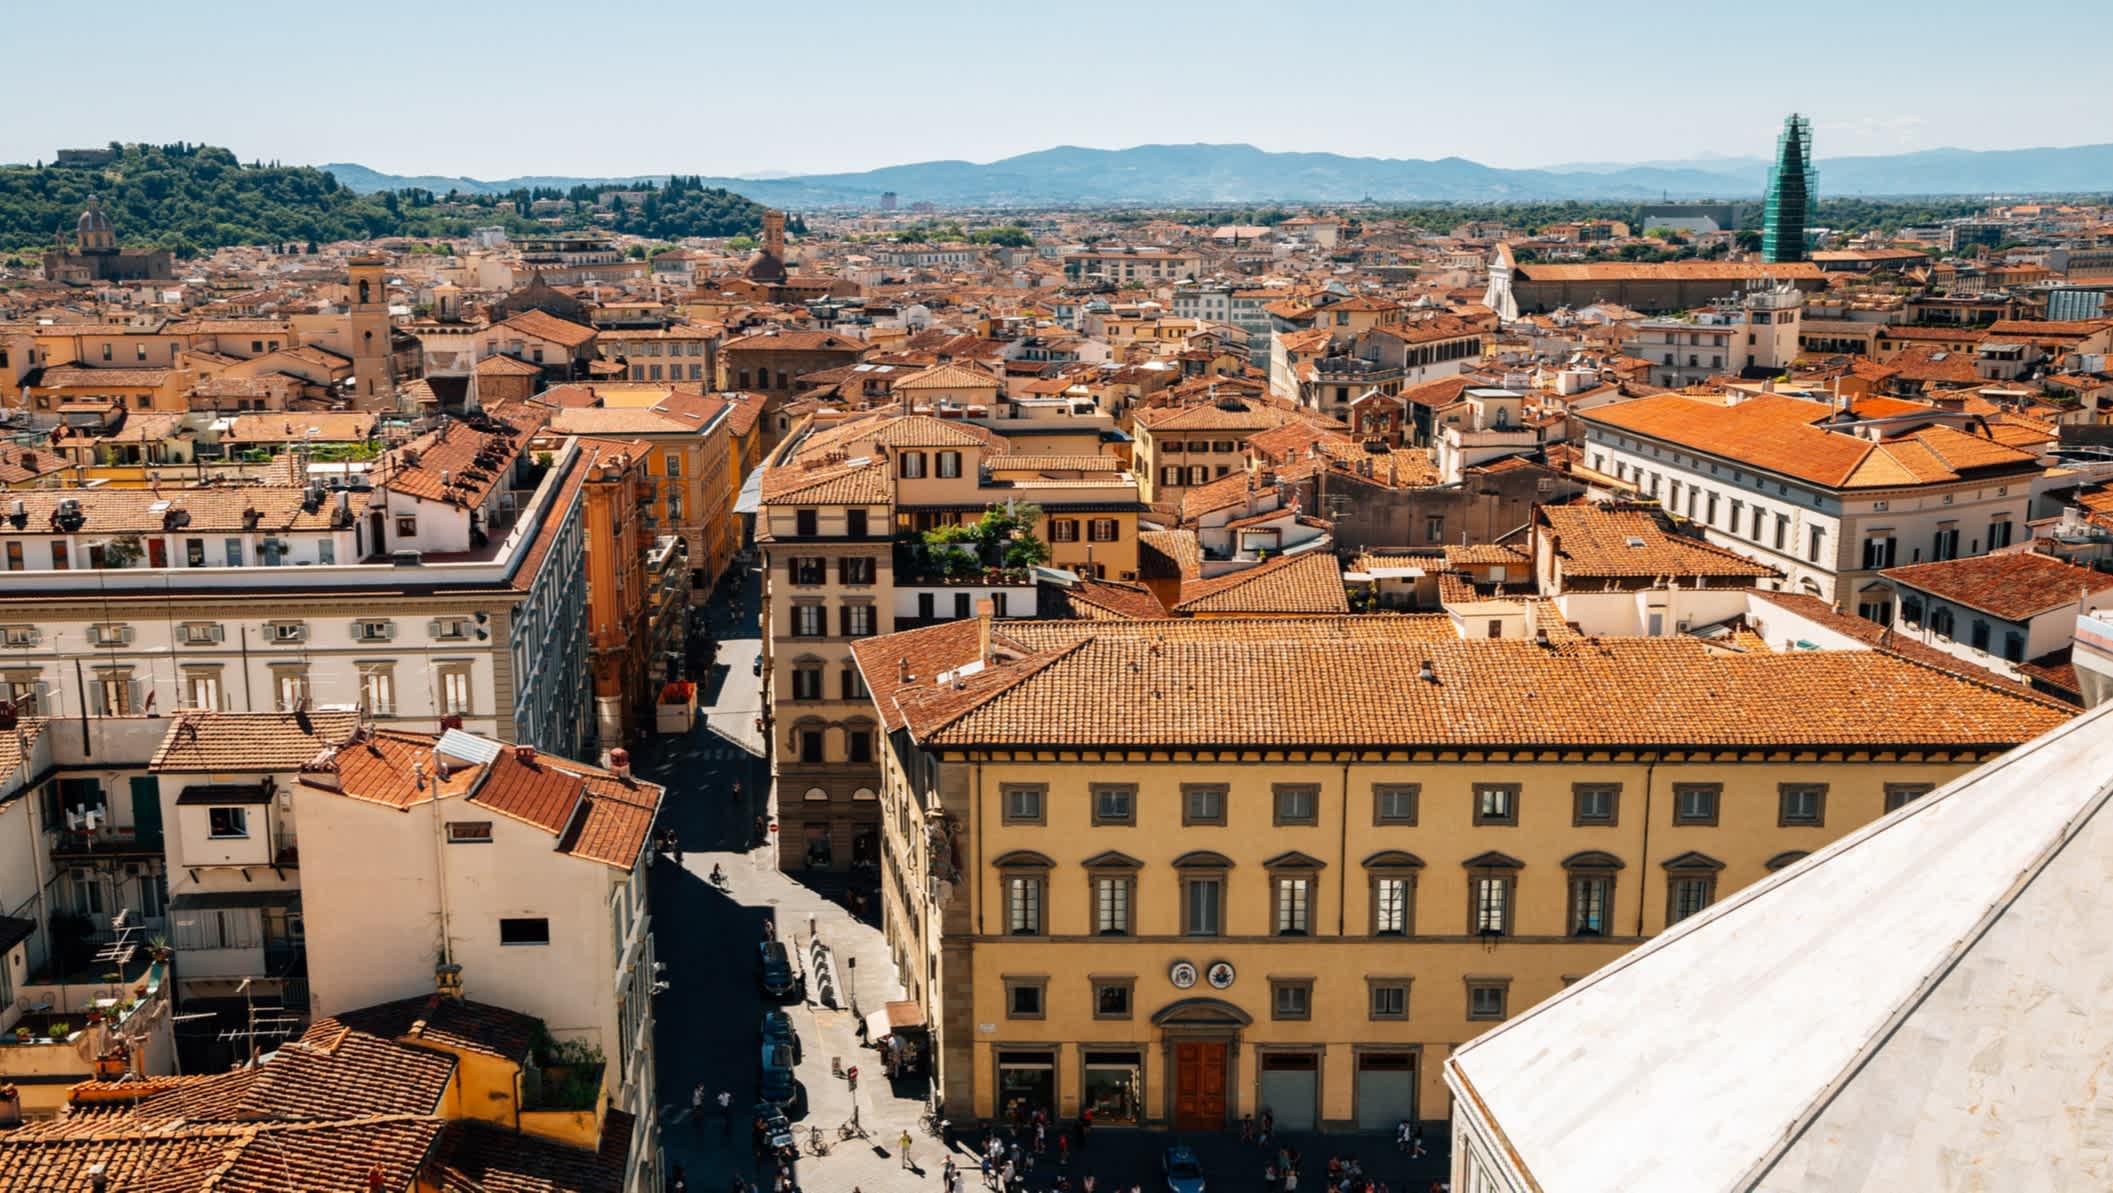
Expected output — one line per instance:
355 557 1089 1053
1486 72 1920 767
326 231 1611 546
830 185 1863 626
608 747 632 782
975 597 995 663
514 744 537 766
898 658 912 684
1418 659 1437 684
367 1164 388 1192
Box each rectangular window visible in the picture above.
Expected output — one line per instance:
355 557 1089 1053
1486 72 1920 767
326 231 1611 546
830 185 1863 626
1183 878 1222 936
799 730 823 763
842 666 868 702
1673 783 1720 826
791 556 824 585
1572 783 1619 826
1669 876 1715 924
1095 877 1131 936
1932 527 1960 561
1778 783 1827 827
359 668 393 715
1181 784 1226 826
499 917 550 945
1050 519 1080 543
1808 525 1825 564
1885 783 1933 811
1466 981 1509 1022
792 605 824 637
848 731 873 764
397 515 418 538
1372 877 1412 936
1006 878 1043 936
446 821 493 844
899 451 926 479
440 669 472 716
1092 784 1135 826
1568 875 1612 937
936 451 961 479
1368 980 1410 1021
1006 978 1045 1018
1270 980 1313 1021
1373 783 1418 825
1273 784 1319 826
207 807 248 839
1471 876 1511 935
846 509 868 538
1088 519 1119 542
1092 979 1132 1019
1473 783 1520 826
794 509 818 537
1002 784 1045 825
844 604 875 637
1275 877 1311 936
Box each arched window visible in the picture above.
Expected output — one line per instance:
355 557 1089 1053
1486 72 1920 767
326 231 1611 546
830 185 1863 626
358 280 371 304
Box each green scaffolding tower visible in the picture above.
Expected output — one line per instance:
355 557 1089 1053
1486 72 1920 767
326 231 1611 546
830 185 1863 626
1763 114 1814 264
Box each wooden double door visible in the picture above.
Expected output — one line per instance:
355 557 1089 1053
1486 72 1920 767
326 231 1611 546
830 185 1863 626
1172 1040 1229 1130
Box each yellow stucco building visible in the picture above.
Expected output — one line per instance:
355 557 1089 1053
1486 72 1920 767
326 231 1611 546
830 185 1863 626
850 614 2068 1134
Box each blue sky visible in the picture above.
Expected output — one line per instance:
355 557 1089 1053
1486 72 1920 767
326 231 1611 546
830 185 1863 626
7 0 2108 179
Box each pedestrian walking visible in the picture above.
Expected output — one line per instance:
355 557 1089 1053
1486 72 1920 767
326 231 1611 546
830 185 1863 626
900 1129 915 1170
1058 1132 1070 1168
670 1163 687 1193
690 1084 704 1132
980 1153 994 1189
1079 1107 1093 1149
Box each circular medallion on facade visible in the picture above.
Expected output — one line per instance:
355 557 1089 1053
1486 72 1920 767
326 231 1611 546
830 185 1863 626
1206 960 1236 990
1168 960 1199 989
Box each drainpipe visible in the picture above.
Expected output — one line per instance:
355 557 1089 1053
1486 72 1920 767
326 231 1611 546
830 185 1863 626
1635 758 1656 938
1337 758 1351 936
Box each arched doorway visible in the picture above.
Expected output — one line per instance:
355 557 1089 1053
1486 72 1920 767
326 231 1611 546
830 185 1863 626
1152 997 1250 1130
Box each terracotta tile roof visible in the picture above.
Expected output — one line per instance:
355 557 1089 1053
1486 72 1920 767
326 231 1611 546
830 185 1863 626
0 444 75 484
1057 577 1168 620
434 1112 631 1193
1137 529 1204 579
1881 551 2113 621
722 329 865 353
475 353 547 376
759 458 891 504
1537 506 1777 582
1172 551 1349 614
0 717 47 782
37 366 174 388
220 412 377 443
1582 393 2039 490
0 486 343 536
332 995 539 1062
1744 592 2059 701
0 1118 445 1193
376 418 528 510
1443 544 1531 567
1515 260 1825 282
891 362 1002 390
1135 395 1340 434
150 711 365 773
985 455 1123 473
887 627 2067 750
547 406 702 435
493 309 597 349
866 414 1006 450
848 618 994 732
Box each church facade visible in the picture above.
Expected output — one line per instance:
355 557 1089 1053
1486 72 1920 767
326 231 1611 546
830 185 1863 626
42 196 173 284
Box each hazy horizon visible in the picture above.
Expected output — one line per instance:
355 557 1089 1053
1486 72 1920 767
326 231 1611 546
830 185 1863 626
8 0 2110 179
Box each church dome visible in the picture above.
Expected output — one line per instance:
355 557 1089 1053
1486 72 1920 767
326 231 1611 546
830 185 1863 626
78 196 112 236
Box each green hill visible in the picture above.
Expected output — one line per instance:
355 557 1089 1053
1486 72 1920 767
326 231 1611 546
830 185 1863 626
0 143 773 258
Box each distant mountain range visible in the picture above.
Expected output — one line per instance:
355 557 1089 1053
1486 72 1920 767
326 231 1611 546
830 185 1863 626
320 141 2113 208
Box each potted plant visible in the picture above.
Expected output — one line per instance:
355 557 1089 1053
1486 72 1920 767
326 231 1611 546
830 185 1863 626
48 1022 70 1041
12 1026 29 1043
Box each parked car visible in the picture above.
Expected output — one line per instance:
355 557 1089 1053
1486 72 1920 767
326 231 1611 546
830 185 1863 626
1163 1145 1206 1193
759 1042 802 1114
758 941 798 999
761 1010 802 1063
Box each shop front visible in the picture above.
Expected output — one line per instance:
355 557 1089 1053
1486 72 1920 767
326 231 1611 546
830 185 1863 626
995 1049 1056 1125
1081 1050 1144 1126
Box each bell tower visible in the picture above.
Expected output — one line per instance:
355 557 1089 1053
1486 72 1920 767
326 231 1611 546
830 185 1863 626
348 256 394 403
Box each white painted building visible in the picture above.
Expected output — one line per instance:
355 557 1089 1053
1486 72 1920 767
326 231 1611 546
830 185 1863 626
1580 392 2050 607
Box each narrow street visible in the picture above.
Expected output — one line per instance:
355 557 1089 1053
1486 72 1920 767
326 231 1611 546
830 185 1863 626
638 567 1451 1193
